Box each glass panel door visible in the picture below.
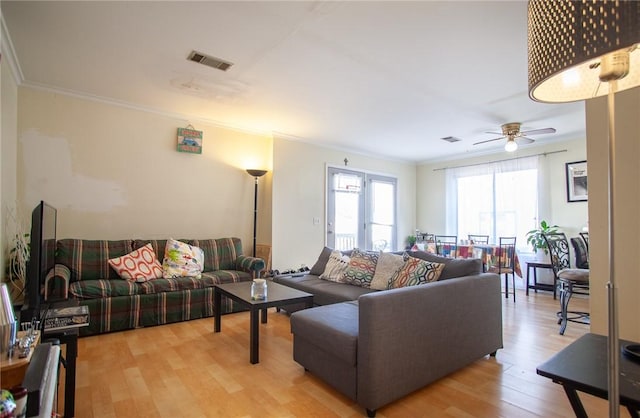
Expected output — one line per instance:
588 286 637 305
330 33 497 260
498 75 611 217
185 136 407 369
369 175 395 252
327 168 396 251
327 168 363 250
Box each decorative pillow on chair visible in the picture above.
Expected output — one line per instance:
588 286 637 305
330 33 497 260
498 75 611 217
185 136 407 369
387 254 445 289
319 250 350 282
108 243 164 283
343 248 380 288
370 252 404 290
162 238 205 278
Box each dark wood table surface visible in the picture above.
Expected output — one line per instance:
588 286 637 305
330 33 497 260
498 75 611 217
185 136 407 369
537 333 640 418
213 281 313 364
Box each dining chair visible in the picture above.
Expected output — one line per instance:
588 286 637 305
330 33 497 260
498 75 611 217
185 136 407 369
435 235 457 257
570 237 589 269
418 233 435 243
487 237 517 302
579 231 589 250
468 234 489 245
542 232 589 335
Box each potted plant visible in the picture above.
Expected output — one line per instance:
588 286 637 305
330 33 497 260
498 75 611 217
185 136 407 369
3 206 30 305
4 232 29 305
406 235 417 249
525 220 559 255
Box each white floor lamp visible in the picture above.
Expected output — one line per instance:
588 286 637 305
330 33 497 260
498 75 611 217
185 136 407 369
527 1 640 417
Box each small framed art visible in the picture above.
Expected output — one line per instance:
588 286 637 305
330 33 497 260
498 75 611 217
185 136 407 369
566 160 588 202
177 126 203 154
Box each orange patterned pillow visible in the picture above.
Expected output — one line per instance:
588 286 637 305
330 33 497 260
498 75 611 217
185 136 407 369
108 243 163 282
387 255 445 289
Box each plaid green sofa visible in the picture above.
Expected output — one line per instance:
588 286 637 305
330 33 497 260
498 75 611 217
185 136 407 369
52 237 264 336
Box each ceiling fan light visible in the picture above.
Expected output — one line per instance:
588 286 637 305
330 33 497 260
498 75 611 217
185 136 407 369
504 138 518 152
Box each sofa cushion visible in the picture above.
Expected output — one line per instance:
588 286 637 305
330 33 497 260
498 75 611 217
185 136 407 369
290 301 359 366
343 248 379 288
69 270 253 299
388 255 445 289
274 274 375 306
162 239 204 278
310 246 333 276
108 243 163 282
319 250 350 282
132 238 197 259
69 279 142 299
370 252 404 290
57 239 133 282
404 250 482 280
194 238 243 271
200 270 253 284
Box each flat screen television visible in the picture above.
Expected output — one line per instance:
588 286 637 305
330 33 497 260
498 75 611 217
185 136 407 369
22 201 57 322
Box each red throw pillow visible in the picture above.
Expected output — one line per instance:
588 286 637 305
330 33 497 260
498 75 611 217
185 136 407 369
108 243 163 282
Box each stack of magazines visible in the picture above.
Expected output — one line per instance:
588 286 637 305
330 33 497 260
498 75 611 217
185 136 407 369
43 305 89 331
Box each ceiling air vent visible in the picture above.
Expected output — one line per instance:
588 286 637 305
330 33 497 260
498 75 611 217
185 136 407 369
187 50 233 72
441 136 462 143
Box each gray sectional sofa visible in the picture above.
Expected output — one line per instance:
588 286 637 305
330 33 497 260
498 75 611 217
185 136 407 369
275 248 503 417
273 248 489 307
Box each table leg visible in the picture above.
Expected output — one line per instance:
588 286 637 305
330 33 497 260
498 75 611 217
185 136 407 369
64 334 78 418
526 265 531 296
261 308 267 324
250 308 259 364
504 273 509 298
214 289 221 332
562 385 588 418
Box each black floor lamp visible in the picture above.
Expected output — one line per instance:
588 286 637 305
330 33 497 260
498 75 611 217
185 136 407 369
246 169 267 257
527 1 639 417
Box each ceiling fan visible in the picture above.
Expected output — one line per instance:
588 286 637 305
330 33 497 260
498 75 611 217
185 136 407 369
473 122 556 152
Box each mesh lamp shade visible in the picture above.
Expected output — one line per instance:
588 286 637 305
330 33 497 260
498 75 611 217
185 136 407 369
528 0 640 103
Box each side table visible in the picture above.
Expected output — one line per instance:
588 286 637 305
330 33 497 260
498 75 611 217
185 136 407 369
0 331 41 388
526 262 556 299
537 333 640 417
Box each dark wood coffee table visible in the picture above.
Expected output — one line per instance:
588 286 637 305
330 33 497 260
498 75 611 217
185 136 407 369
213 281 313 364
537 333 640 418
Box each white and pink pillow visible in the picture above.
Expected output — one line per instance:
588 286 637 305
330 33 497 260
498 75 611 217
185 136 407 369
108 243 163 283
162 238 204 278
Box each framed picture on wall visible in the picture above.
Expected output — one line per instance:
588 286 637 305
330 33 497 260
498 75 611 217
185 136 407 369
566 160 588 202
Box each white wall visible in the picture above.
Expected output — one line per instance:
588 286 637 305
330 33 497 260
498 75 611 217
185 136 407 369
272 136 416 270
17 87 273 248
1 39 19 282
586 87 640 341
416 138 588 242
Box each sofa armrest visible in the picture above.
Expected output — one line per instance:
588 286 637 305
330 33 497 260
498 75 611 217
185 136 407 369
356 273 502 411
235 255 265 273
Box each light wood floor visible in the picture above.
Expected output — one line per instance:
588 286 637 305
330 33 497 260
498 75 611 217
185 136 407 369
68 290 609 418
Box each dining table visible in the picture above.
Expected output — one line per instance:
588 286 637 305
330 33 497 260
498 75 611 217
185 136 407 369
421 242 523 278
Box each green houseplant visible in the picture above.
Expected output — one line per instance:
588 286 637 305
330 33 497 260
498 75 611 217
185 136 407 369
525 220 559 254
406 235 417 249
3 205 30 304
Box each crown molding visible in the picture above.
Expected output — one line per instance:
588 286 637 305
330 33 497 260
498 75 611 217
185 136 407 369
1 11 25 85
20 80 276 139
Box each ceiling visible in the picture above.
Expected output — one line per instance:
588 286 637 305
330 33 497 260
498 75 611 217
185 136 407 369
1 1 586 163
